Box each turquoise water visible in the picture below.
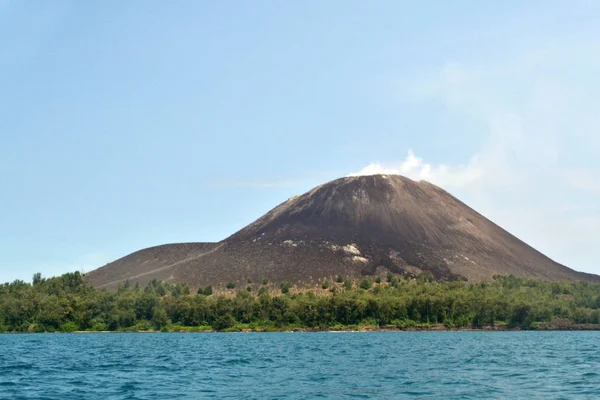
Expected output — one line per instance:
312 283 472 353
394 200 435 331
1 332 599 399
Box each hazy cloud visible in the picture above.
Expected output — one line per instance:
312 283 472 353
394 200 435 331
351 41 600 273
2 252 113 283
349 149 485 190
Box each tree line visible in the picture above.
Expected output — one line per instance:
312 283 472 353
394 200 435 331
1 271 600 332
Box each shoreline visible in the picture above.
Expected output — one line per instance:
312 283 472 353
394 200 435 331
4 324 600 334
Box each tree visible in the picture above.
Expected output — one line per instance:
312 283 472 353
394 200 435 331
3 268 600 333
32 273 43 285
172 283 190 297
152 306 171 329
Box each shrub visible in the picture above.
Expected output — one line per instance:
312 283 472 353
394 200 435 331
226 282 236 289
336 275 344 283
246 286 252 292
344 279 353 290
417 272 434 284
203 286 213 296
134 320 154 331
281 281 292 294
375 276 381 284
28 324 48 333
212 315 236 331
60 322 79 333
262 278 269 285
359 279 372 290
321 280 329 289
90 319 108 331
258 286 269 296
386 272 394 283
247 278 253 284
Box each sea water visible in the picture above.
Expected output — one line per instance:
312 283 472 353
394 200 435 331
1 331 599 399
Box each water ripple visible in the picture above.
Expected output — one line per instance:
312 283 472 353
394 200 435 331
1 332 600 399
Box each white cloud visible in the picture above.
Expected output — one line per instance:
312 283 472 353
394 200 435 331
352 43 600 273
349 149 485 190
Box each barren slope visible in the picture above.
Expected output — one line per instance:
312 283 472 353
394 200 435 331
85 175 598 290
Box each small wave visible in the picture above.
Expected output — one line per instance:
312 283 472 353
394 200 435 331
582 372 599 377
223 358 251 365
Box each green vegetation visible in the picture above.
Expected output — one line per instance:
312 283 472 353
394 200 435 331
2 272 600 333
359 278 372 289
386 271 393 283
200 286 213 296
280 281 292 294
258 286 269 296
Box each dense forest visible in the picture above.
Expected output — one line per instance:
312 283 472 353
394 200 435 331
1 272 600 332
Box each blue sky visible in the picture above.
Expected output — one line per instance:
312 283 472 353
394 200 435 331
1 1 599 282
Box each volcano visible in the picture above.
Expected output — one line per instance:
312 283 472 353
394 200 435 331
85 175 598 289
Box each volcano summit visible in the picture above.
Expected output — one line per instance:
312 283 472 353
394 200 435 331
86 175 597 289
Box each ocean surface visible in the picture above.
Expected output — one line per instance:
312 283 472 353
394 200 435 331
1 331 599 399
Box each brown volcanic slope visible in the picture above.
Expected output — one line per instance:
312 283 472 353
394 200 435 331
85 175 598 290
